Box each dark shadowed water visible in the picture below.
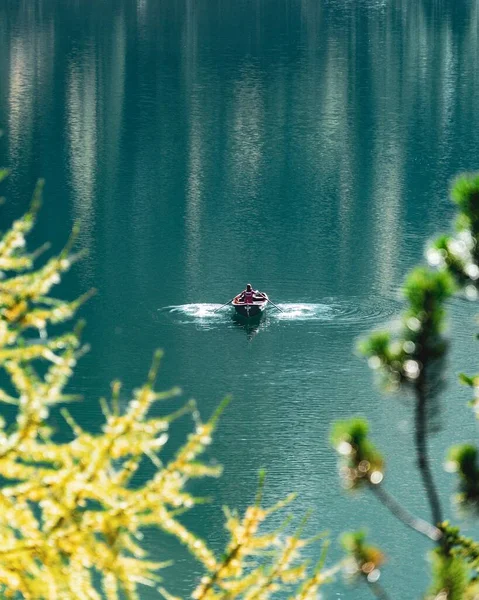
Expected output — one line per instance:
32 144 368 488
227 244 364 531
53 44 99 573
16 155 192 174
1 0 479 597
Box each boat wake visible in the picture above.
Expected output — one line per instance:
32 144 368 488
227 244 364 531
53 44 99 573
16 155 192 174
272 303 334 321
160 301 372 328
160 304 226 329
161 296 400 330
167 304 224 320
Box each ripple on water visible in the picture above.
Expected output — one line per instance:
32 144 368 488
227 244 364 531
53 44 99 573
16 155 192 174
161 296 401 330
324 296 401 328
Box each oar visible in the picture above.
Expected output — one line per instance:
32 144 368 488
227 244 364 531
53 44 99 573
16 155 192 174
265 297 283 313
213 297 236 313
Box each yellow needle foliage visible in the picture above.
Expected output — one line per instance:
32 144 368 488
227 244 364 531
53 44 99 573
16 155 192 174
0 180 333 599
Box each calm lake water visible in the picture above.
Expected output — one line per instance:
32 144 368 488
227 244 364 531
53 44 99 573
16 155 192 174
1 0 479 597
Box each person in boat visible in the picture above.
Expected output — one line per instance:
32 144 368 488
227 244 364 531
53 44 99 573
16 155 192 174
239 284 265 304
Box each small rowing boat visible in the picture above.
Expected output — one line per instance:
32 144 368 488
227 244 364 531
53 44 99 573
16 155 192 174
232 291 269 318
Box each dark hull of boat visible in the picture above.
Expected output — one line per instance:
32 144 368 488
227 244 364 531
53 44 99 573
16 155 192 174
233 304 267 318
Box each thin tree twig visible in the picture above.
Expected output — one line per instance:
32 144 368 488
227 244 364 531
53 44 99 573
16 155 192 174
369 483 441 541
414 368 443 527
366 579 393 600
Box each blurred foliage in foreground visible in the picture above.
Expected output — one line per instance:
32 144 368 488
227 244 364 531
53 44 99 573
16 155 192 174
0 171 334 598
332 173 479 600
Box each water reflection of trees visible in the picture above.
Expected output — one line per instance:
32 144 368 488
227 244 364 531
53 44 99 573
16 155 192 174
177 0 479 296
1 0 478 297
